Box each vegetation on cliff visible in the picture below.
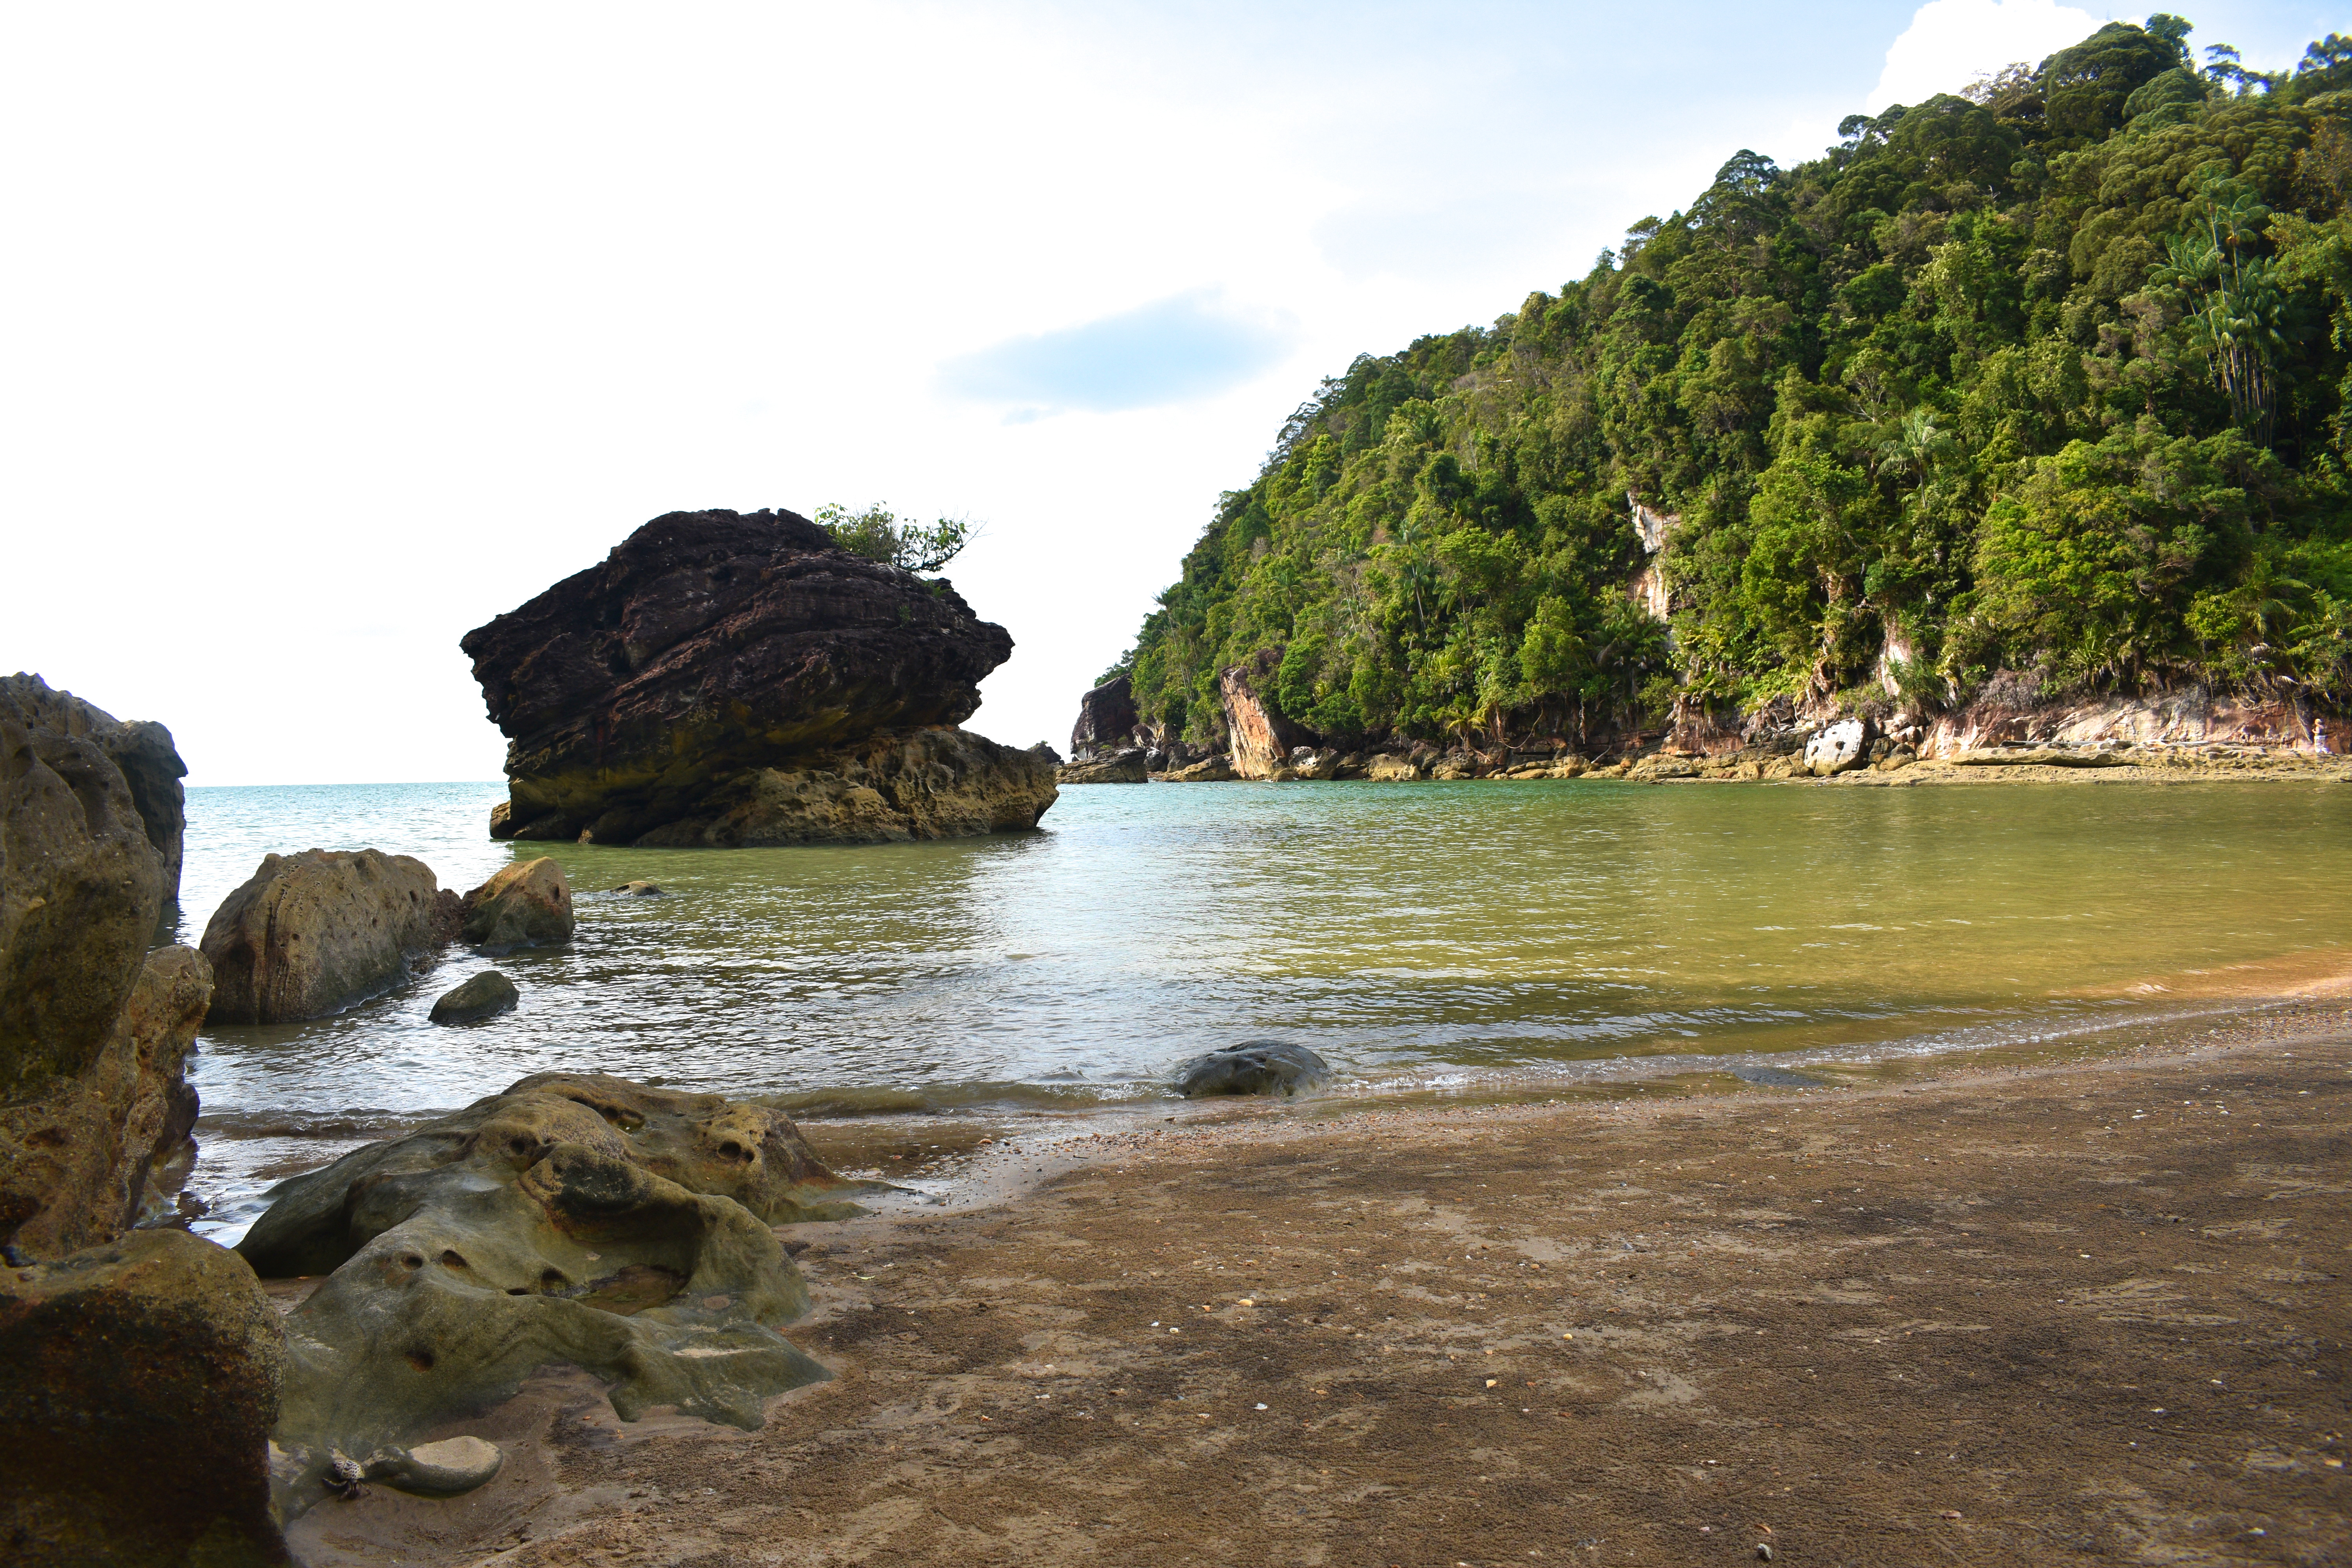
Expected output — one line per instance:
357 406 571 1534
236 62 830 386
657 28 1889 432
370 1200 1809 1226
1112 19 2352 750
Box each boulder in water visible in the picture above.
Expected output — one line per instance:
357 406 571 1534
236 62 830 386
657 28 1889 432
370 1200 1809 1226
428 970 518 1025
460 857 574 949
1176 1041 1332 1098
200 849 456 1024
1059 747 1149 784
0 1229 287 1564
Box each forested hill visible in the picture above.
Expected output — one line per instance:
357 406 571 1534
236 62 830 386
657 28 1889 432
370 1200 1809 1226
1108 19 2352 757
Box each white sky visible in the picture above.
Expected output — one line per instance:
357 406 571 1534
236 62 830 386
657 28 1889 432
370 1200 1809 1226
0 0 2323 782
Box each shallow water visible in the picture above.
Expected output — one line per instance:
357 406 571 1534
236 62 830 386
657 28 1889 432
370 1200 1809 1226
178 777 2352 1238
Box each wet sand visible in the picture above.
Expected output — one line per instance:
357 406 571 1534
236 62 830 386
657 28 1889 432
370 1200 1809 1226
287 1004 2352 1567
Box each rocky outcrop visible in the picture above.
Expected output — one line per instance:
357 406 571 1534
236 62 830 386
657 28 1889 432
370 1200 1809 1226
428 970 517 1025
1218 659 1304 780
238 1074 863 1519
1164 755 1237 782
1069 673 1139 759
459 857 573 948
0 673 188 910
630 727 1057 846
200 849 455 1025
1059 748 1149 784
1363 754 1422 781
0 1229 287 1565
1176 1042 1331 1098
463 508 1042 845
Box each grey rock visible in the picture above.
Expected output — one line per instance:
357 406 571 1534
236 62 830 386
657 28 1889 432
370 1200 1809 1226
428 971 518 1026
1176 1041 1332 1098
1803 718 1873 776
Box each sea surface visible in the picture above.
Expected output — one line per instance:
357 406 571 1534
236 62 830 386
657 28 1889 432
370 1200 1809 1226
176 778 2352 1241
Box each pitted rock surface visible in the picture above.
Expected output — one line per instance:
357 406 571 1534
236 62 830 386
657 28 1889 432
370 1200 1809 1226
200 849 456 1024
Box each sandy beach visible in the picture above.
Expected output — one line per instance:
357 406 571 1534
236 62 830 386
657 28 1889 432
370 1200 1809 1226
275 1000 2352 1568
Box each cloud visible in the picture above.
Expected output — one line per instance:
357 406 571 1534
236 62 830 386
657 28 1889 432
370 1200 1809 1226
937 289 1297 416
1866 0 2109 113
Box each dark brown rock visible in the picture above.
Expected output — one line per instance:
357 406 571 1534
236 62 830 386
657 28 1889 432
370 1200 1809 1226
1069 672 1138 760
0 1229 287 1565
462 509 1024 844
200 849 450 1025
0 673 187 910
1060 748 1150 784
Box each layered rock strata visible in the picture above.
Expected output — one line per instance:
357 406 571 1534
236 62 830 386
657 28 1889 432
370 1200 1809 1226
200 848 458 1025
464 508 1053 845
238 1074 866 1519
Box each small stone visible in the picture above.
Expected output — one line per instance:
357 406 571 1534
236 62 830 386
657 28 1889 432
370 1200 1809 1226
1756 1546 1775 1562
610 880 666 897
427 970 518 1026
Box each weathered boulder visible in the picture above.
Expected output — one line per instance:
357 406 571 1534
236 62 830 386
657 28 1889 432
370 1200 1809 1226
1059 747 1149 784
238 1074 864 1519
200 849 454 1024
428 970 517 1026
1165 755 1237 782
463 508 1034 845
1429 751 1482 780
1803 718 1873 777
1363 754 1421 782
1176 1042 1332 1098
0 673 188 909
1069 672 1139 759
459 857 573 949
629 728 1057 846
1626 753 1700 782
0 1229 287 1565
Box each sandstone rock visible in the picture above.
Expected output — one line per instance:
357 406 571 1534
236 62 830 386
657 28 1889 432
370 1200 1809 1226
630 728 1057 846
1176 1042 1332 1098
1430 752 1480 780
429 971 518 1026
1802 719 1872 777
0 1229 287 1565
460 858 574 949
1069 673 1139 759
1059 748 1149 784
1948 747 2130 768
1289 746 1341 780
238 1074 862 1519
0 673 188 909
1164 755 1237 782
1363 754 1421 782
1218 658 1304 779
1626 754 1699 782
463 509 1025 844
201 849 452 1024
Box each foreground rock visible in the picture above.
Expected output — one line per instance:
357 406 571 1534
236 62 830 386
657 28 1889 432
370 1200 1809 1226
200 849 456 1024
428 971 518 1025
1058 747 1149 784
464 508 1052 845
459 857 573 948
0 673 189 909
0 1228 287 1565
1176 1042 1332 1098
239 1074 866 1519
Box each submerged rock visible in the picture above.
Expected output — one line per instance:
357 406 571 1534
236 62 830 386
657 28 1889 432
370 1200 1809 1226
1176 1041 1333 1098
238 1073 869 1519
610 880 666 896
428 970 518 1026
200 849 456 1024
460 857 574 948
1059 747 1149 784
463 508 1051 845
0 1229 287 1565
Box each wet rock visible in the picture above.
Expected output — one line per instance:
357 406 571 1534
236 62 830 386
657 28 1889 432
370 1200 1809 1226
610 880 665 896
630 728 1057 846
201 849 453 1024
1059 747 1150 784
460 857 574 949
0 1229 287 1565
429 971 518 1026
1176 1042 1333 1098
1803 718 1873 776
463 508 1037 845
239 1075 863 1519
363 1434 504 1497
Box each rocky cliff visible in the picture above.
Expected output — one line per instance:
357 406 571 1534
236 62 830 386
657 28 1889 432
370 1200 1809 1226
463 508 1055 845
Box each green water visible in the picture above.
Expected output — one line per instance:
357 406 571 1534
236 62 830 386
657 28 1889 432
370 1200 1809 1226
182 778 2352 1232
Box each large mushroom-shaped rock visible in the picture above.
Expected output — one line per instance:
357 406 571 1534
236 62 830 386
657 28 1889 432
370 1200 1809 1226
1803 718 1873 777
236 1074 869 1520
428 970 518 1025
1175 1041 1332 1098
461 508 1055 845
460 857 574 948
3 679 212 1258
0 1229 287 1565
200 849 456 1024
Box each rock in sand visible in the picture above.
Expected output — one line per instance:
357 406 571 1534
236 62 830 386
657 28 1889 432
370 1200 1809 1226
1176 1041 1333 1098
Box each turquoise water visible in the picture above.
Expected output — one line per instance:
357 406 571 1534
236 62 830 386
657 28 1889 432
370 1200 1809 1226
178 778 2352 1239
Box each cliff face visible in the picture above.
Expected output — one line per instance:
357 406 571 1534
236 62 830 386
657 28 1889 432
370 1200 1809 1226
464 509 1053 845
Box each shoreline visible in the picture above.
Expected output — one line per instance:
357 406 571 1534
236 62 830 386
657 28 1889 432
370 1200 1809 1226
1136 753 2352 787
279 1000 2352 1566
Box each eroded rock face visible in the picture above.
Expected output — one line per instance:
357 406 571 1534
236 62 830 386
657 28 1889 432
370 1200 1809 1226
0 1229 287 1565
1059 748 1149 784
1176 1042 1332 1098
1218 659 1303 780
201 849 456 1024
460 857 573 949
1069 673 1139 760
0 673 187 909
463 509 1024 844
239 1075 863 1519
628 727 1057 846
